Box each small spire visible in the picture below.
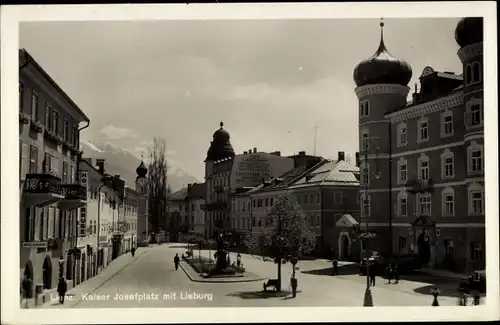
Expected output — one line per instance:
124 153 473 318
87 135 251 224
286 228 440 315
141 153 144 161
377 18 386 52
220 121 224 128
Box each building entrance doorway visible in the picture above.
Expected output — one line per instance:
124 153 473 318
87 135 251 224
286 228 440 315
23 261 34 298
417 232 431 265
42 256 52 289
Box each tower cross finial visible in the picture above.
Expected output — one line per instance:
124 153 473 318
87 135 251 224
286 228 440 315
380 18 385 41
141 153 144 161
220 121 224 128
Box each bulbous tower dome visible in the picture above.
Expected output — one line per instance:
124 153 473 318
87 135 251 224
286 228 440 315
205 122 235 162
455 17 483 48
136 157 148 180
353 20 413 87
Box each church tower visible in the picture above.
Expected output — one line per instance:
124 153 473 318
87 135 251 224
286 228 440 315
204 122 235 238
135 157 149 245
353 19 412 253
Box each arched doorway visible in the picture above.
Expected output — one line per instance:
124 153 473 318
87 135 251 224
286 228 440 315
81 253 86 283
42 256 52 289
417 232 431 265
23 261 34 298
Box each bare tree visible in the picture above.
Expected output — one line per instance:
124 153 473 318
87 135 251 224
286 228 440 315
147 137 169 236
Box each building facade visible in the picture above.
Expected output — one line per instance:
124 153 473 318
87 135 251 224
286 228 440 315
353 18 484 272
168 187 189 242
135 159 150 246
237 152 360 258
19 48 90 304
185 183 206 237
204 122 295 239
123 187 139 252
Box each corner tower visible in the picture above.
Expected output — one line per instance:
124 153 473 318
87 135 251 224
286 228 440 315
353 19 412 253
135 156 149 245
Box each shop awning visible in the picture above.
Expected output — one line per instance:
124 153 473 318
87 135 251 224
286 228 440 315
336 214 359 228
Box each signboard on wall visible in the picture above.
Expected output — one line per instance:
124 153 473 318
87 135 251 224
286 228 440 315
233 154 272 188
22 241 48 248
79 207 87 237
78 171 88 237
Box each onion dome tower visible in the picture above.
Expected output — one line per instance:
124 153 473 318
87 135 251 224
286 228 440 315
352 19 412 257
353 20 412 88
136 156 148 180
455 17 483 48
205 122 235 162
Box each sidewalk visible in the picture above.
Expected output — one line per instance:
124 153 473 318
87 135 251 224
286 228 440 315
419 267 468 280
39 250 147 309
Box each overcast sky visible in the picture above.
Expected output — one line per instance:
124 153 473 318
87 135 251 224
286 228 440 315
20 18 462 180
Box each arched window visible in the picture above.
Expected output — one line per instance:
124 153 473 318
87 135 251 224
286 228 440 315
397 158 408 185
361 128 370 151
397 191 408 216
467 141 484 175
472 62 481 83
468 182 484 215
417 153 430 180
442 187 455 217
359 102 365 117
440 149 455 179
465 64 472 84
397 123 408 147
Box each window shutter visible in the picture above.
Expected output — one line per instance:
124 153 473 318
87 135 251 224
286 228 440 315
21 144 29 179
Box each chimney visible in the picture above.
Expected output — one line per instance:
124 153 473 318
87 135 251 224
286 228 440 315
298 151 306 156
243 151 247 154
338 151 345 161
95 159 105 175
187 183 193 190
248 149 252 154
275 151 281 156
253 147 257 153
355 152 360 167
114 174 120 179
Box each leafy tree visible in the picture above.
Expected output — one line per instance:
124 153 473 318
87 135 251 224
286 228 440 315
242 233 258 255
264 195 317 258
148 137 169 234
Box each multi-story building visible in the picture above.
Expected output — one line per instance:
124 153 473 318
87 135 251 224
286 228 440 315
135 159 150 246
353 18 484 272
19 48 90 304
168 187 189 242
204 122 295 239
185 183 206 237
122 187 139 252
236 152 360 258
78 158 121 280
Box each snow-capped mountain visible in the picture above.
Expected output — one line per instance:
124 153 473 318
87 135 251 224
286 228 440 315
79 140 198 191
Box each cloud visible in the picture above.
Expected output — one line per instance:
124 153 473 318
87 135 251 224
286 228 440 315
100 125 138 140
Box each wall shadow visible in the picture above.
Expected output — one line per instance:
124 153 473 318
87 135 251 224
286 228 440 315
301 264 360 276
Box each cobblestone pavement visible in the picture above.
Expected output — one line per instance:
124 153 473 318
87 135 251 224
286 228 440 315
39 244 466 308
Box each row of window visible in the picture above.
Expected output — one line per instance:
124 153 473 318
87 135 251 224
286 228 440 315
397 236 483 262
395 185 485 217
19 141 76 183
359 183 484 218
20 83 79 146
393 146 484 186
232 213 322 230
24 207 78 242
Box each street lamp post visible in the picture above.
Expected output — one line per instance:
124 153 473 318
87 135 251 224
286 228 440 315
361 136 381 303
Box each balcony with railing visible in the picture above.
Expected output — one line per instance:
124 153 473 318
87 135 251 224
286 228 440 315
23 173 64 207
58 184 87 210
407 178 434 193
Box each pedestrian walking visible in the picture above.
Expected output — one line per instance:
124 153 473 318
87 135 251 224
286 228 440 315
332 258 338 276
369 267 376 286
393 262 399 284
386 263 393 284
131 247 136 257
57 277 67 305
174 253 180 271
236 253 242 268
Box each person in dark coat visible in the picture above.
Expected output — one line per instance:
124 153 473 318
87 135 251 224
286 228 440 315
386 263 394 284
332 259 339 276
57 277 67 304
368 264 376 286
393 262 400 284
174 254 180 271
131 247 136 257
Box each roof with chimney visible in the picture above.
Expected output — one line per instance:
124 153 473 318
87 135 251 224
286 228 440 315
288 159 360 189
186 183 206 200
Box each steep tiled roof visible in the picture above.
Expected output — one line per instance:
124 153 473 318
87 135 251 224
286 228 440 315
169 187 188 201
186 183 206 200
289 159 359 188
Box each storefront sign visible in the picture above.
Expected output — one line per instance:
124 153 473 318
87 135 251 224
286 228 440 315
22 241 48 248
79 207 87 237
79 171 88 190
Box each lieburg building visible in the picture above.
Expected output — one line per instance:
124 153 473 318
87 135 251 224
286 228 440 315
354 18 484 272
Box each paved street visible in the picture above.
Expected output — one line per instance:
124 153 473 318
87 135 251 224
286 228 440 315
42 244 463 308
